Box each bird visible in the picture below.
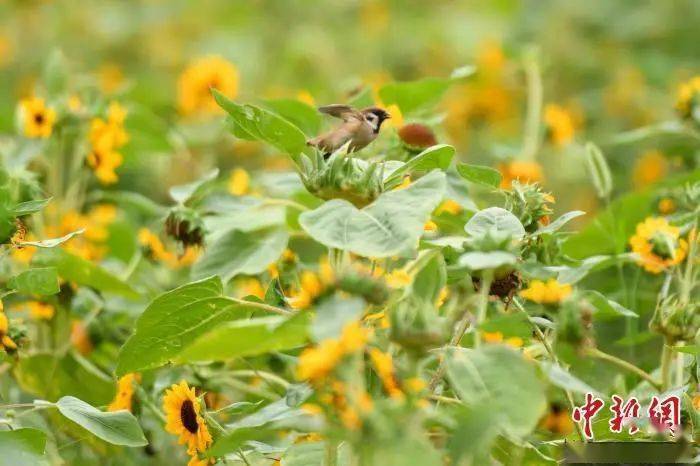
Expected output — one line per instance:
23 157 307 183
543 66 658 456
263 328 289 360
306 104 391 157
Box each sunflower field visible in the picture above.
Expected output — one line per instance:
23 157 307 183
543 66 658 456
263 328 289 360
1 1 699 465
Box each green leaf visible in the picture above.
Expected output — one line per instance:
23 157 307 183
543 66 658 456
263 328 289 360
9 267 60 296
192 227 288 282
33 249 138 298
411 252 446 304
458 251 517 271
584 142 612 199
464 207 526 239
539 362 600 395
213 89 307 163
672 345 699 355
456 163 502 188
19 230 84 248
54 396 147 447
584 290 638 319
169 169 219 204
263 99 321 136
14 353 114 405
177 312 311 363
555 254 635 284
534 210 586 235
446 345 546 437
208 427 276 457
116 276 255 375
384 145 455 188
299 170 446 257
378 66 474 115
12 198 51 217
0 429 48 466
311 294 365 342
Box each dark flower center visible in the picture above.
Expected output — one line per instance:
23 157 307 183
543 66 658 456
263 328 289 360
180 399 199 433
34 112 45 125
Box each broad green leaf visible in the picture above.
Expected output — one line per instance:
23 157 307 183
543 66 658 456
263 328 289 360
584 142 612 199
555 254 635 284
13 198 51 216
411 252 446 304
311 294 365 342
192 227 288 282
43 49 68 96
208 427 276 457
55 396 147 446
33 249 138 298
458 251 516 271
446 345 546 437
299 170 446 257
384 145 455 188
9 267 60 295
539 362 600 395
464 207 526 239
116 276 255 375
456 163 502 188
213 89 307 162
263 99 321 136
178 312 311 362
14 353 114 405
169 169 219 204
97 190 168 217
378 66 474 115
0 429 48 466
19 229 83 248
448 406 499 466
534 210 586 235
584 290 638 319
672 345 699 355
280 442 352 466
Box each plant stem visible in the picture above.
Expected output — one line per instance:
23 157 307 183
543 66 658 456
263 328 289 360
136 386 166 424
511 299 585 442
585 347 661 391
473 274 492 349
660 342 674 391
520 47 543 162
325 439 338 466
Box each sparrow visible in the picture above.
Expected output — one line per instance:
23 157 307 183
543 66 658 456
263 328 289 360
306 105 391 156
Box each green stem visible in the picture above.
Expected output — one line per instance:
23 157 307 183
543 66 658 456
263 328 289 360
473 274 492 349
512 299 585 442
136 386 166 424
228 297 291 316
520 47 543 162
585 348 661 391
325 439 338 466
660 342 674 391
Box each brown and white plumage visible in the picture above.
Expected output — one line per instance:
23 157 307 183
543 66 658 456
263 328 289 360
307 105 390 156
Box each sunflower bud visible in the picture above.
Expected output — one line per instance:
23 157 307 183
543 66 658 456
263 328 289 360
389 296 447 353
337 271 389 305
165 207 205 247
650 297 700 343
398 123 438 153
300 152 384 208
556 299 594 349
504 181 555 233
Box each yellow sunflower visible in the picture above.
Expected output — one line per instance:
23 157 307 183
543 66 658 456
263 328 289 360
20 96 56 139
108 373 139 412
519 279 572 304
177 55 239 116
0 311 17 352
629 217 688 274
163 381 212 454
498 160 544 189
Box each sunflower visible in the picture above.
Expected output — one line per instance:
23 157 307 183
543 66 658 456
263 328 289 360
676 75 700 121
544 103 577 147
108 373 139 412
519 279 572 304
20 96 56 139
177 55 239 116
0 311 17 353
629 217 688 274
498 160 544 189
163 381 212 454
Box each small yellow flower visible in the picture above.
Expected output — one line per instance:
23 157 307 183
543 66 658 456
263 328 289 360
67 95 82 112
236 278 265 300
27 301 55 320
481 331 524 348
87 102 128 185
675 75 700 119
404 377 426 394
296 90 315 107
423 220 438 232
498 160 543 189
98 63 125 94
632 150 667 189
0 311 17 352
70 320 93 355
383 104 404 129
692 393 700 412
138 228 197 269
187 454 214 466
178 55 239 116
629 217 688 274
20 97 56 138
163 381 212 455
108 373 139 412
228 168 250 196
519 279 572 304
369 348 403 399
544 104 577 147
288 271 324 310
657 198 676 215
393 176 411 190
436 199 462 215
364 311 390 329
436 286 449 307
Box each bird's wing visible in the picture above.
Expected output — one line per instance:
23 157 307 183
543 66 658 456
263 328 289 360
317 104 363 122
